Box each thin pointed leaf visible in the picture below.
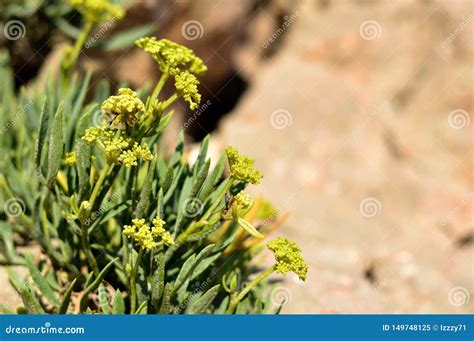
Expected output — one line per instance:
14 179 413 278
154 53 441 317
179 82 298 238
24 254 60 306
47 102 64 188
58 277 78 314
158 283 173 314
34 98 49 177
151 251 165 312
20 281 44 314
98 283 111 314
79 258 118 312
135 157 157 218
188 284 220 314
112 289 125 314
237 217 264 238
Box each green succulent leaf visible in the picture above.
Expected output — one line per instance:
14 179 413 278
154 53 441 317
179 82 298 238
46 102 64 188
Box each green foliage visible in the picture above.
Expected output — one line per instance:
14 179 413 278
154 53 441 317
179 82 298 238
0 2 307 315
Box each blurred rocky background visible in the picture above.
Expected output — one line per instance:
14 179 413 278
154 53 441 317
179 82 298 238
1 0 473 313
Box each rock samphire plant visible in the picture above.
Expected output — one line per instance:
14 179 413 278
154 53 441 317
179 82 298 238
0 0 308 314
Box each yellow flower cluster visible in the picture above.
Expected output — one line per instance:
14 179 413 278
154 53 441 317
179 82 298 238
234 191 253 208
225 146 263 185
123 217 174 250
174 71 201 110
101 88 146 127
82 128 153 167
267 237 308 281
135 37 207 110
68 0 125 24
64 151 77 166
135 37 207 76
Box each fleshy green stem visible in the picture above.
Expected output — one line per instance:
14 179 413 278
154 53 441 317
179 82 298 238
81 224 100 277
88 163 113 211
161 93 179 111
130 247 144 314
150 73 169 104
226 265 275 314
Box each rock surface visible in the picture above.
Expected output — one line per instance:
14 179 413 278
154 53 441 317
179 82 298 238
213 0 473 313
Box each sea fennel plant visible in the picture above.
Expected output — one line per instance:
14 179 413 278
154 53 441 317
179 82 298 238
0 1 308 315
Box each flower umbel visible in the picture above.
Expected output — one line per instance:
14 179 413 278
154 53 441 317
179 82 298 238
123 217 174 250
135 37 207 76
235 191 253 208
64 152 77 166
267 237 308 281
68 0 125 24
225 146 263 184
101 88 146 127
174 71 201 110
82 128 153 167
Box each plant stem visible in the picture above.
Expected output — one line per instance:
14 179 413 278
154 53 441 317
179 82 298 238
226 265 275 314
81 224 100 277
200 178 233 223
130 247 144 314
88 163 113 211
150 73 169 104
161 93 179 111
62 20 93 74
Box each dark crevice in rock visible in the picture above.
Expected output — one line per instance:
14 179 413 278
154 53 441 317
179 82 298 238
186 71 248 141
364 264 377 284
456 233 474 248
